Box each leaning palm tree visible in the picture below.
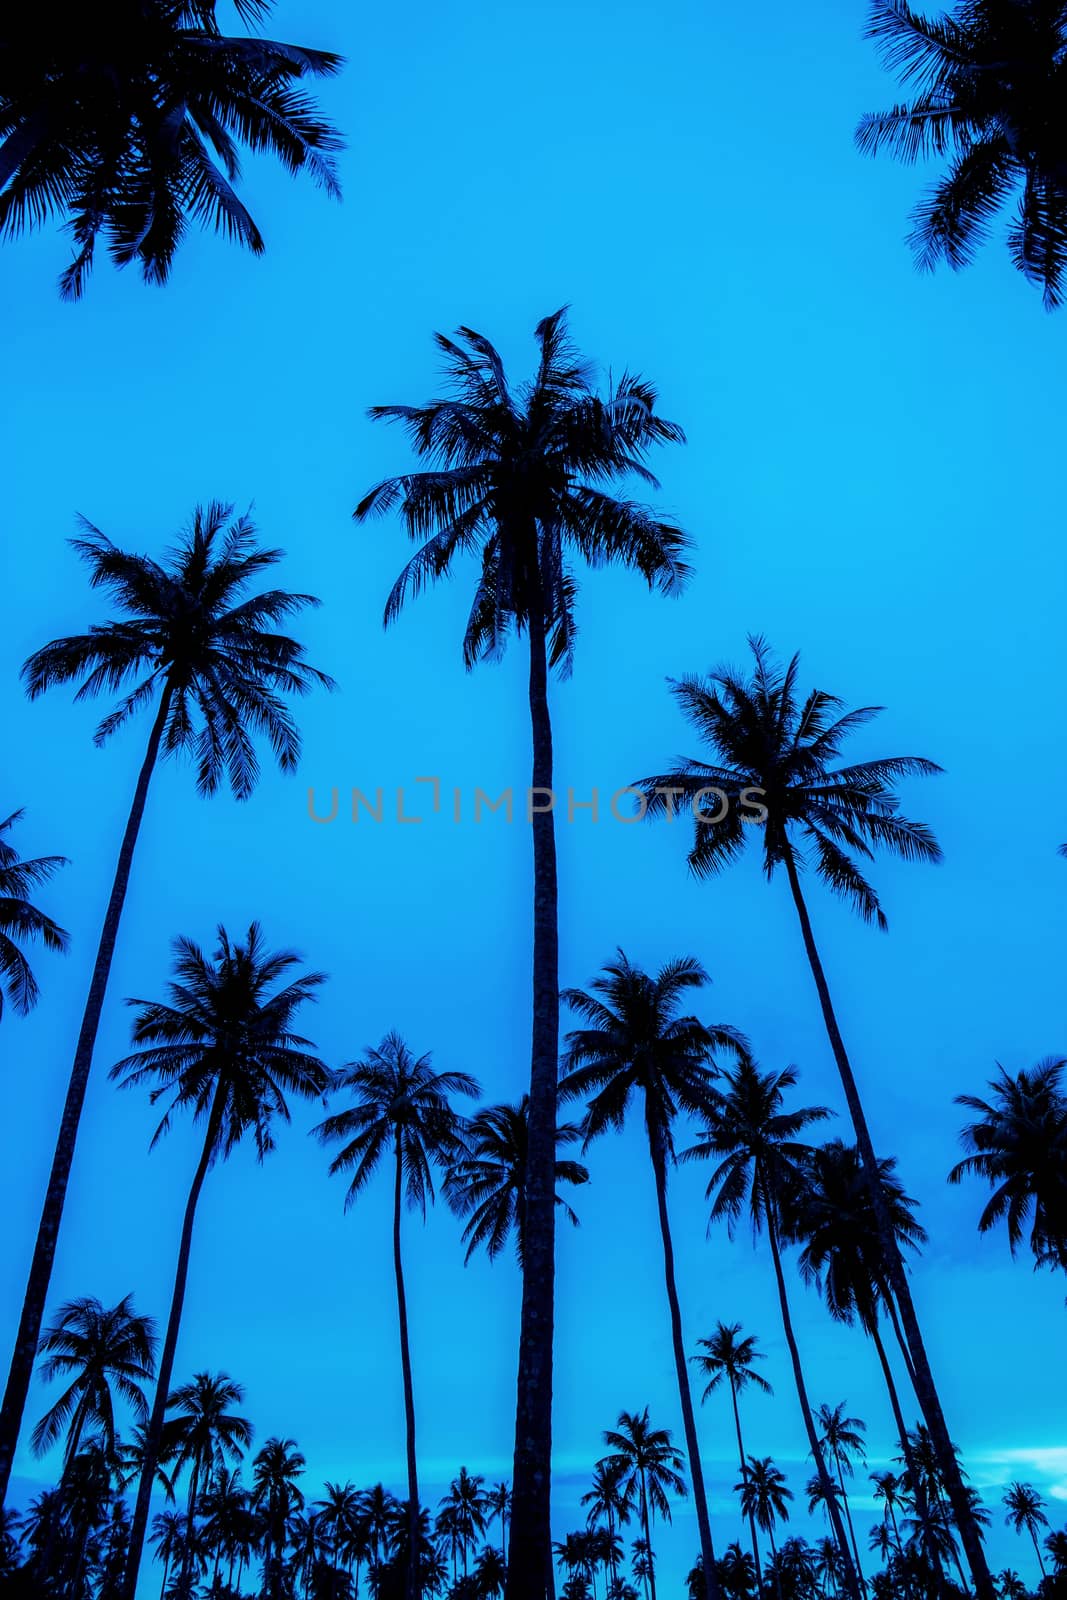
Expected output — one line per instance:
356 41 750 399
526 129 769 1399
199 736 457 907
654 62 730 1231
1003 1483 1048 1577
0 810 68 1019
693 1324 772 1598
253 1436 306 1598
856 0 1067 307
0 1 343 297
163 1372 252 1590
640 639 989 1600
736 1458 792 1592
815 1406 867 1594
600 1409 686 1600
1 504 330 1509
112 921 327 1597
314 1032 478 1600
357 308 690 1599
559 951 747 1600
31 1294 156 1471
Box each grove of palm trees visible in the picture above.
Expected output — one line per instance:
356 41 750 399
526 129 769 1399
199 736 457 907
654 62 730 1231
1 3 1065 1600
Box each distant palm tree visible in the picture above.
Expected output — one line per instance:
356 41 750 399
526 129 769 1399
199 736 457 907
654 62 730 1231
641 639 988 1600
1003 1483 1048 1576
950 1058 1067 1274
1 504 330 1508
856 0 1067 307
601 1408 686 1600
693 1323 772 1597
31 1294 155 1471
560 950 746 1600
0 809 68 1019
445 1097 589 1264
164 1372 251 1590
0 1 343 297
315 1032 478 1600
476 1543 509 1597
439 1468 488 1578
869 1471 906 1563
253 1436 306 1597
995 1571 1029 1600
815 1406 867 1594
316 1480 364 1594
486 1481 512 1565
1046 1529 1067 1572
582 1459 633 1591
290 1508 327 1598
198 1465 250 1593
736 1458 792 1596
150 1508 187 1600
113 921 327 1596
358 308 690 1600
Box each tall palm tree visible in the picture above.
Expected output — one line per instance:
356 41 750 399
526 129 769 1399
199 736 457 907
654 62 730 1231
1 503 330 1508
856 0 1067 307
445 1097 589 1264
314 1032 478 1600
0 809 68 1018
560 950 746 1600
685 1058 859 1600
0 0 343 297
815 1407 867 1595
163 1372 251 1589
1003 1483 1048 1577
601 1409 686 1600
253 1437 306 1597
736 1458 792 1594
581 1460 633 1592
439 1468 488 1578
641 639 988 1600
31 1294 156 1471
693 1324 772 1598
113 920 327 1596
357 309 690 1600
950 1058 1067 1274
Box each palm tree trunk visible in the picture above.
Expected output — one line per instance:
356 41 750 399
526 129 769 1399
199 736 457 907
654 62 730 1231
122 1075 226 1600
832 1455 865 1597
764 1210 860 1600
728 1379 764 1600
181 1459 201 1588
0 685 172 1507
641 1470 655 1600
768 1523 782 1600
507 591 560 1600
781 850 995 1600
159 1550 170 1600
392 1133 420 1600
648 1137 721 1600
1031 1527 1047 1577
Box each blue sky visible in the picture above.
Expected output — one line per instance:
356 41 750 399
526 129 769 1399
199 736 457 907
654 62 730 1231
1 0 1066 1592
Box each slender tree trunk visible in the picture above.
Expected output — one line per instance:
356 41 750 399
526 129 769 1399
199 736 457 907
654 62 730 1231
782 851 994 1600
507 594 560 1600
1030 1527 1046 1578
159 1551 170 1600
728 1379 764 1600
647 1136 721 1600
768 1523 782 1600
764 1210 860 1600
122 1076 226 1600
393 1134 421 1600
0 686 172 1506
180 1459 201 1589
641 1471 655 1600
832 1454 865 1597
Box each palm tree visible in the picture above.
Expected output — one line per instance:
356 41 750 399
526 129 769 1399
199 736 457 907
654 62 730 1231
815 1407 867 1594
199 1465 250 1593
641 639 988 1600
856 0 1067 307
950 1059 1067 1274
445 1097 589 1264
869 1472 906 1563
113 920 327 1596
1 503 331 1508
290 1508 327 1599
0 1 343 297
736 1458 792 1595
253 1436 306 1596
31 1294 156 1472
601 1408 686 1600
316 1480 364 1595
487 1482 512 1565
685 1058 859 1599
693 1323 772 1597
150 1508 187 1600
439 1468 488 1577
0 809 68 1018
315 1032 478 1600
476 1544 509 1598
163 1372 251 1589
357 309 690 1600
582 1460 633 1591
995 1572 1029 1600
1003 1483 1048 1577
560 950 746 1600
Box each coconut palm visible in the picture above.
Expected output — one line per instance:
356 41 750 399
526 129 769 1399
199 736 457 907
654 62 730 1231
163 1372 251 1589
316 1480 365 1593
487 1482 512 1565
559 950 746 1600
0 0 343 297
1 504 330 1508
995 1572 1029 1600
253 1436 306 1596
198 1466 250 1593
314 1032 478 1600
31 1294 156 1472
0 809 68 1019
113 920 327 1596
476 1544 509 1598
869 1472 907 1562
445 1097 589 1265
693 1323 772 1597
685 1058 858 1599
950 1058 1067 1274
736 1458 792 1591
856 0 1067 307
1003 1483 1048 1577
641 639 987 1600
357 308 690 1600
815 1407 867 1594
582 1460 633 1591
151 1507 187 1599
439 1468 488 1578
601 1409 686 1600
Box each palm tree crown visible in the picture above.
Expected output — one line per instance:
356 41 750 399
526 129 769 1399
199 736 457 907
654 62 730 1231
31 1295 156 1465
693 1323 772 1407
601 1409 687 1526
164 1372 251 1491
0 810 69 1019
737 1457 793 1536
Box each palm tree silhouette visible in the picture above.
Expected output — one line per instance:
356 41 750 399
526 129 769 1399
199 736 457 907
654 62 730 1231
1003 1482 1049 1577
315 1031 478 1600
856 0 1067 307
736 1457 792 1599
815 1406 867 1594
581 1459 632 1593
150 1508 187 1600
601 1409 686 1600
439 1468 487 1578
198 1466 250 1594
1 504 330 1508
31 1294 155 1474
869 1471 907 1565
0 2 343 297
693 1323 772 1598
357 308 689 1600
560 950 747 1600
486 1481 512 1565
641 638 989 1599
163 1372 251 1591
0 809 68 1018
950 1058 1067 1274
445 1097 589 1264
316 1480 365 1596
686 1057 859 1599
112 920 327 1595
254 1437 306 1598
